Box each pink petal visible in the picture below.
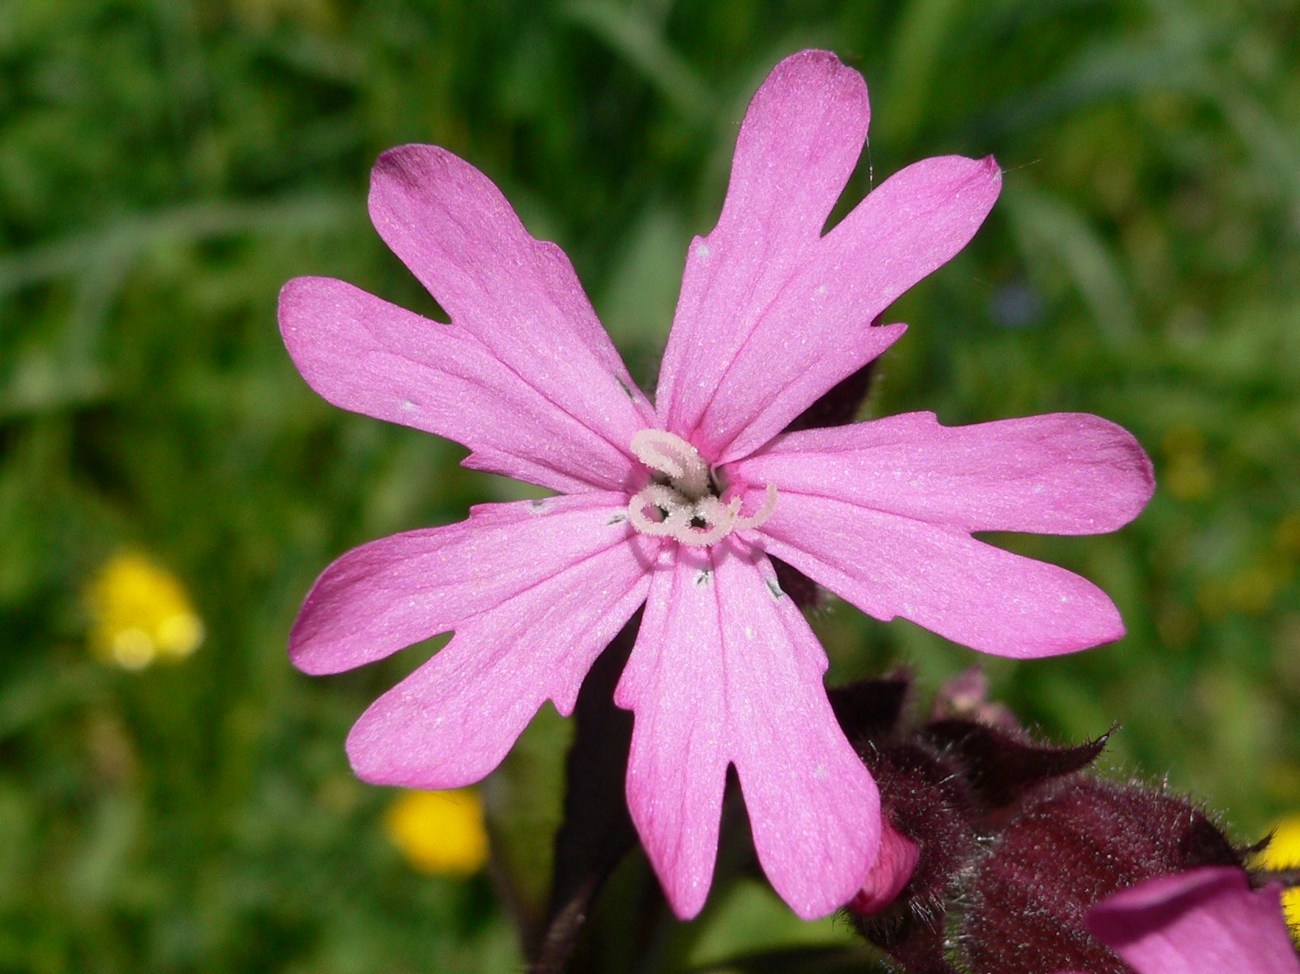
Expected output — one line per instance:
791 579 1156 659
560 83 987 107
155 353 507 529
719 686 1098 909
343 506 658 789
731 411 1154 535
281 277 641 492
849 818 920 915
655 54 1001 463
290 492 651 675
366 144 656 473
656 49 870 450
754 491 1125 657
615 539 879 920
1085 867 1300 974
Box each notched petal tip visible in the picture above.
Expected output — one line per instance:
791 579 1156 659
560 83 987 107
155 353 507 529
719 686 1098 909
661 865 713 921
998 594 1127 660
1094 418 1158 527
275 275 375 395
981 156 1004 202
767 48 866 95
882 153 1001 226
1121 431 1157 512
344 695 507 792
344 716 474 791
370 143 447 194
366 143 496 254
779 48 845 68
953 152 1003 204
286 615 336 677
277 275 326 341
344 725 407 787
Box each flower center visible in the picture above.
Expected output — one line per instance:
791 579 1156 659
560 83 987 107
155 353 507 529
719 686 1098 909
627 430 777 547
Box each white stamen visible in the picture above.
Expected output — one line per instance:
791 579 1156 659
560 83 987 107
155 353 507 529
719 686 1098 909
626 430 778 547
733 483 778 531
630 429 710 499
627 484 683 537
676 495 738 547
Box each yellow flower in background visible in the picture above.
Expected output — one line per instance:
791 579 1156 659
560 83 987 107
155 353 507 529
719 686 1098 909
86 552 205 669
1259 814 1300 940
385 788 489 877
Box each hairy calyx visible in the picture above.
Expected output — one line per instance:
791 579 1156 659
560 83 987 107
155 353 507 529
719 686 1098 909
627 430 776 547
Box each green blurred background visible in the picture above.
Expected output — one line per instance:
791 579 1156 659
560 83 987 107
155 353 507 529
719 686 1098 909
2 0 1298 970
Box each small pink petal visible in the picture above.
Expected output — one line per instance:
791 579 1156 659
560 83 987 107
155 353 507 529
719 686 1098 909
367 144 656 461
616 539 879 920
756 492 1124 657
290 493 650 675
732 411 1154 535
344 519 657 789
280 277 640 492
848 818 920 915
1085 867 1300 974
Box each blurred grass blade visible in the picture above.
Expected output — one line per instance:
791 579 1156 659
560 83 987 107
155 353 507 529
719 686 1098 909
0 195 355 298
561 0 714 121
880 0 967 146
1002 180 1138 344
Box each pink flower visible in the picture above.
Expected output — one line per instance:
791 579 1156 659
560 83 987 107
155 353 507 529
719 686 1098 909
280 50 1154 920
1065 867 1300 974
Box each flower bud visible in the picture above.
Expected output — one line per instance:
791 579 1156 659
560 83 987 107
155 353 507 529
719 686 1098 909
960 778 1244 974
851 819 922 915
845 740 975 973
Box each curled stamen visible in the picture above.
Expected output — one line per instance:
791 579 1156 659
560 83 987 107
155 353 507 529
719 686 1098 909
627 484 685 537
630 429 710 499
733 483 779 532
626 429 778 547
676 496 741 548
